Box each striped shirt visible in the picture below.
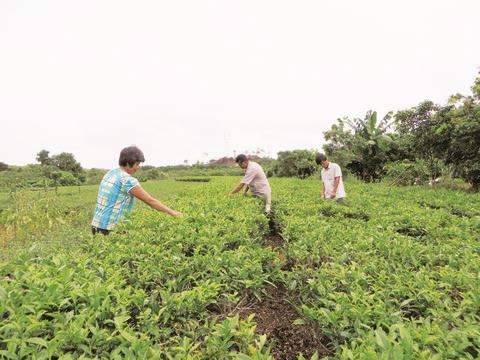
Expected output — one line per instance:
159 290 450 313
91 169 139 230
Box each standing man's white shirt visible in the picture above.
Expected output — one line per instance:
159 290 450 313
321 162 346 199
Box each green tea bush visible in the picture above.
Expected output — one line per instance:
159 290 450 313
0 178 280 358
272 178 480 358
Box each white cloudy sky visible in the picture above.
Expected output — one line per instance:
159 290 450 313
1 0 479 168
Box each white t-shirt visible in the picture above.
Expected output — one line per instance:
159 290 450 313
321 162 346 199
242 161 271 198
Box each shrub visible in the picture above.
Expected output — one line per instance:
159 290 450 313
385 160 430 186
273 150 317 178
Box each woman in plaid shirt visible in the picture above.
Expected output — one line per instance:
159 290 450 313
91 146 182 235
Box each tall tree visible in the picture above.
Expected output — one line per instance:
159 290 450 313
36 149 51 166
395 101 447 181
395 73 480 190
51 152 83 175
441 81 480 190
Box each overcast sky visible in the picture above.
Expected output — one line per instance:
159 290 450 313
1 0 479 168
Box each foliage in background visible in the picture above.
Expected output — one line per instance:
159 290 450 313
272 150 317 179
323 111 396 182
0 166 52 190
2 74 479 191
384 159 431 186
36 150 83 175
395 74 480 190
395 101 450 182
83 168 108 185
441 87 480 190
322 72 480 190
0 156 256 191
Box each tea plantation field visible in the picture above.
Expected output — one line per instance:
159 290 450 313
0 177 479 359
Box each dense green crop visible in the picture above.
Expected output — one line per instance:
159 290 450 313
272 178 480 359
1 177 479 358
0 179 279 359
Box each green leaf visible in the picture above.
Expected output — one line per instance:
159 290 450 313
375 329 389 350
0 286 7 301
114 315 130 328
26 337 48 348
293 319 306 325
119 330 137 343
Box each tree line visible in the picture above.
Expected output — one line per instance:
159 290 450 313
323 73 479 190
272 72 480 191
1 73 478 191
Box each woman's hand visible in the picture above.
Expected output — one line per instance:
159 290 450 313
170 210 183 218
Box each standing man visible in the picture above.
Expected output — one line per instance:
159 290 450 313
315 153 346 204
91 146 182 235
229 154 272 213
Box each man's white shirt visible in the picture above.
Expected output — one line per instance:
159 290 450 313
321 162 346 199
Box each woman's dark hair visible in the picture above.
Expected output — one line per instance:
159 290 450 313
119 146 145 167
235 154 248 164
315 153 327 165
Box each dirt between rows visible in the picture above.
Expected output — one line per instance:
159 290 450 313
263 233 285 248
239 215 332 359
239 281 331 359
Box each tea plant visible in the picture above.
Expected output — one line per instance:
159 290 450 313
0 178 280 358
1 177 478 358
272 178 480 359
